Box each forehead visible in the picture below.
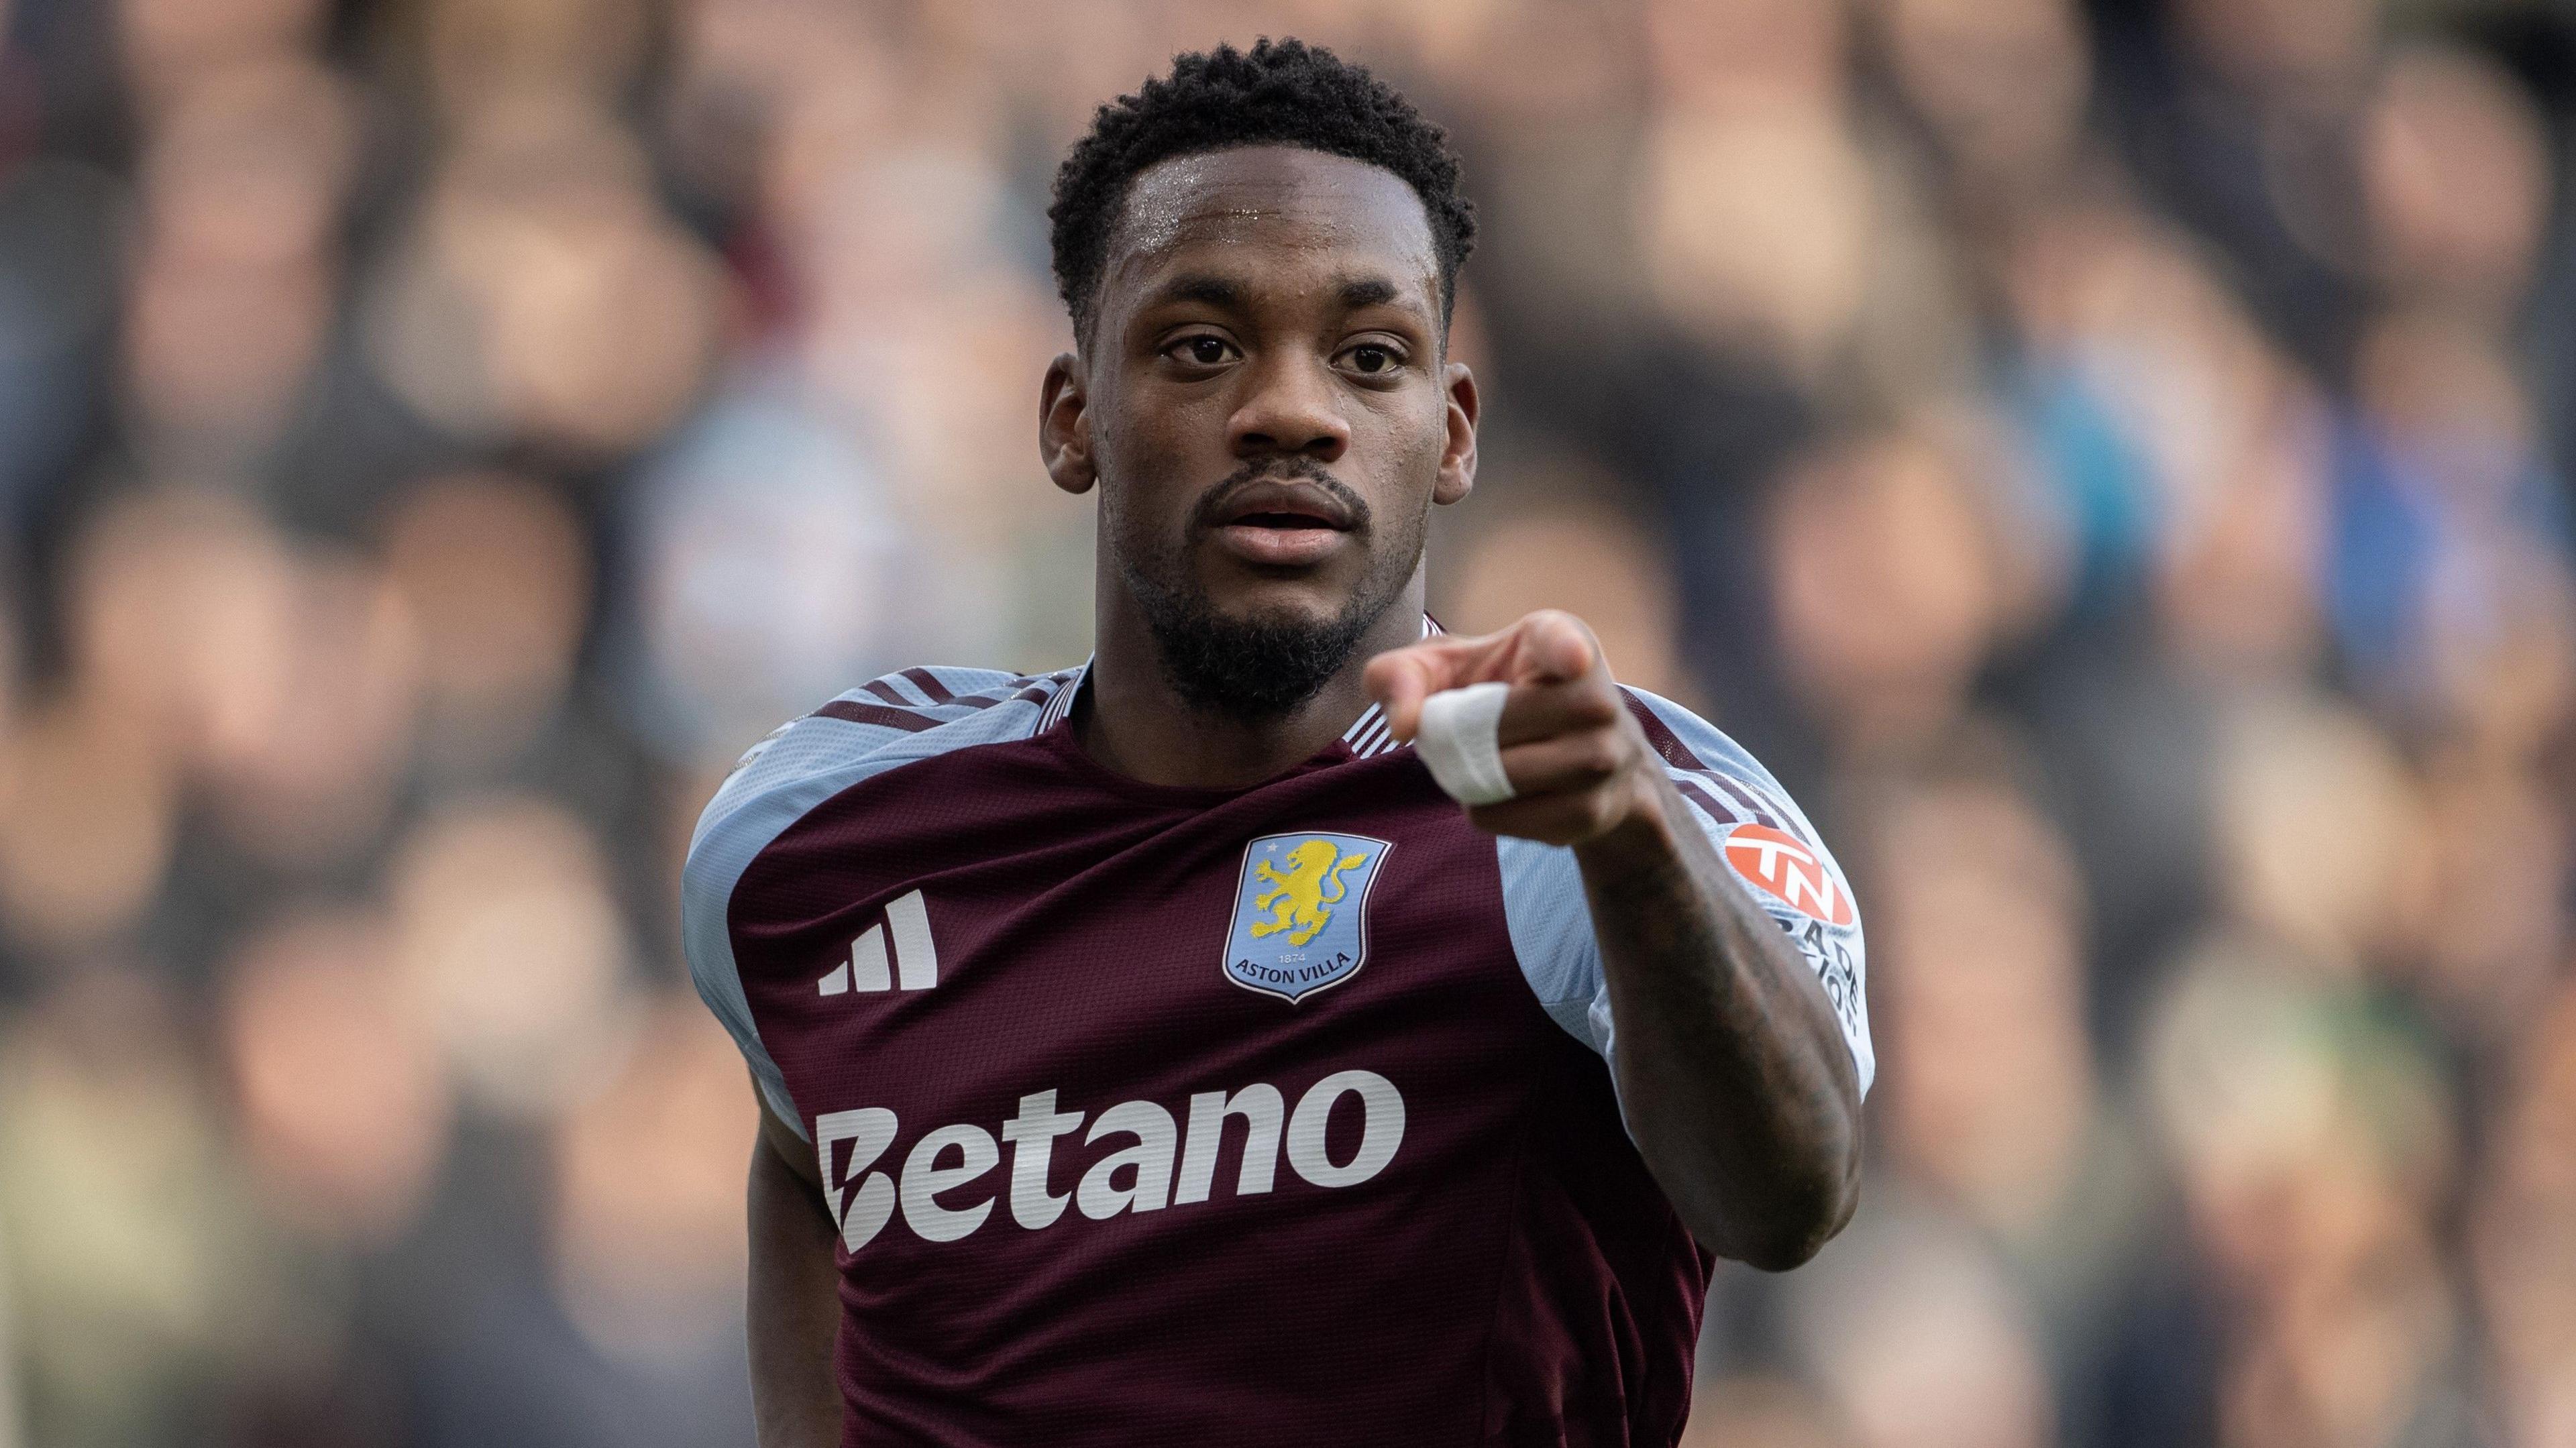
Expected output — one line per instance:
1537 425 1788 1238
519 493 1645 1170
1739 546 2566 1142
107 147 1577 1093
1104 146 1440 308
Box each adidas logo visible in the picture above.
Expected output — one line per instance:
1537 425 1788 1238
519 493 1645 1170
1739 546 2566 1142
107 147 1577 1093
818 890 938 995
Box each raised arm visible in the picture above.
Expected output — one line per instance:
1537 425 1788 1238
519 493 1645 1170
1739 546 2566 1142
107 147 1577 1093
1366 610 1863 1268
747 1083 847 1447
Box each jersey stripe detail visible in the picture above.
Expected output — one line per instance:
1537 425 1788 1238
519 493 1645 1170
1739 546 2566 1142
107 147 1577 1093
808 669 1087 738
815 699 944 732
1354 715 1393 757
1343 707 1393 757
1036 671 1081 730
1617 691 1806 836
1619 689 1831 842
1620 693 1770 822
1688 766 1781 830
1670 775 1742 830
1337 618 1441 758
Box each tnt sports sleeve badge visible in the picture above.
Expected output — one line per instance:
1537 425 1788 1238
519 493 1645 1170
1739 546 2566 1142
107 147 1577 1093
1719 823 1855 929
1718 820 1867 1052
1223 832 1391 1003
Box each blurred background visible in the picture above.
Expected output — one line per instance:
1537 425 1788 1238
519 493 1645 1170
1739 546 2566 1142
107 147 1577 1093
0 0 2571 1445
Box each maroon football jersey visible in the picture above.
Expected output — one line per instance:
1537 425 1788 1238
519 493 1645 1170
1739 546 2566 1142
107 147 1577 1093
684 634 1872 1446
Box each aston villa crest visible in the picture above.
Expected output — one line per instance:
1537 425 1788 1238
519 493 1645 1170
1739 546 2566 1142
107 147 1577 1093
1222 832 1391 1003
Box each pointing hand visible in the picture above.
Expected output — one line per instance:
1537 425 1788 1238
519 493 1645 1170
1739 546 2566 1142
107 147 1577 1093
1363 610 1667 848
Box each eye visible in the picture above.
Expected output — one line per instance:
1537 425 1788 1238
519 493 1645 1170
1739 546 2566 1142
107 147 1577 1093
1165 335 1239 369
1340 342 1403 376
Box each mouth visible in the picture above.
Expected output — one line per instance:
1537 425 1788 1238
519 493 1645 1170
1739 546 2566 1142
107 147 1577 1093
1202 476 1358 569
1210 479 1356 533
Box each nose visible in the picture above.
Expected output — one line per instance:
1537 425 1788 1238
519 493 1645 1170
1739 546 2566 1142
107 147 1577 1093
1227 352 1350 465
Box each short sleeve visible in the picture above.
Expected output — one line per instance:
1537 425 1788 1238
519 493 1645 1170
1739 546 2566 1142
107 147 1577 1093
1493 689 1874 1099
682 726 810 1136
679 665 1083 1144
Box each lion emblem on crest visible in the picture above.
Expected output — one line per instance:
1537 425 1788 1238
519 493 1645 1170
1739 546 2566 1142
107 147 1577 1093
1248 838 1373 947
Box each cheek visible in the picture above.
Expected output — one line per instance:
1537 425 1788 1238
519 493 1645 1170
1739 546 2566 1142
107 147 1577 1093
1364 394 1451 496
1095 407 1207 551
1100 390 1222 489
1411 405 1451 472
1095 405 1175 490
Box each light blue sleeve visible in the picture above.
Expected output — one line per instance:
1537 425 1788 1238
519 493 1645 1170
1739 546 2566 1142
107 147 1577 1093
1494 689 1874 1099
682 726 810 1137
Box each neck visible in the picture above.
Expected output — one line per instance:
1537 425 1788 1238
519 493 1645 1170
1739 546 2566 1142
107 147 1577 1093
1075 575 1425 789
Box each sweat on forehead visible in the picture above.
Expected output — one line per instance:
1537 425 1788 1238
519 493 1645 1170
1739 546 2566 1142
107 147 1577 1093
1099 148 1443 323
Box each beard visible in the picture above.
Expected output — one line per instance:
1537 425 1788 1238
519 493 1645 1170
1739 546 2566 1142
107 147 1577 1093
1112 459 1422 724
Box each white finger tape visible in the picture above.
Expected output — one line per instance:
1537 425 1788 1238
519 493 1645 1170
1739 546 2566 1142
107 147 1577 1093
1413 681 1516 806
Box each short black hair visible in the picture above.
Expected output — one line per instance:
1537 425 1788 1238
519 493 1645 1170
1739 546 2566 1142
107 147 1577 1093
1047 38 1476 343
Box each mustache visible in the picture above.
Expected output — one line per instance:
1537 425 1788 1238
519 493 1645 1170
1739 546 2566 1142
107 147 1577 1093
1187 458 1373 533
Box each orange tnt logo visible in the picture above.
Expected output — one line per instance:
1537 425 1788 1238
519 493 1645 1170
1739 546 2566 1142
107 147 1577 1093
1721 824 1854 928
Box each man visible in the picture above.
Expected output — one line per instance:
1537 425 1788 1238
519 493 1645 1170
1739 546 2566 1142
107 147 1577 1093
685 38 1870 1447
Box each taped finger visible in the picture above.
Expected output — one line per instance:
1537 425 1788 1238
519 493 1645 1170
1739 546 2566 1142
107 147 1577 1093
1413 681 1516 806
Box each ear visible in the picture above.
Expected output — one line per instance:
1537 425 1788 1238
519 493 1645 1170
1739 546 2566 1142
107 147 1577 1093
1434 360 1479 507
1040 351 1096 496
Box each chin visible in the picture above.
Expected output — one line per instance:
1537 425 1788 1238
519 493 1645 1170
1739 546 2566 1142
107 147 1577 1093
1197 573 1358 628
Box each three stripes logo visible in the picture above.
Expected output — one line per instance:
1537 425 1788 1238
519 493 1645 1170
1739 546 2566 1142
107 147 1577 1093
818 890 939 995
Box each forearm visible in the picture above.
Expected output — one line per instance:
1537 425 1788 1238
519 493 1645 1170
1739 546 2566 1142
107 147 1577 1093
748 1129 846 1448
1574 775 1861 1269
1364 610 1862 1264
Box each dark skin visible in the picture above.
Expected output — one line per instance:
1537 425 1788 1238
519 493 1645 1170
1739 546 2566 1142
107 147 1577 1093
745 145 1861 1446
1047 145 1473 787
747 1095 843 1446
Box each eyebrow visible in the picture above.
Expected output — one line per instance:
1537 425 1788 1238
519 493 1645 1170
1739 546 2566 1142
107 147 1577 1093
1139 272 1426 319
1338 277 1402 311
1146 274 1246 312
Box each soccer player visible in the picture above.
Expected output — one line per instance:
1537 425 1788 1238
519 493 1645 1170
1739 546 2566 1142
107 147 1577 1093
684 38 1871 1447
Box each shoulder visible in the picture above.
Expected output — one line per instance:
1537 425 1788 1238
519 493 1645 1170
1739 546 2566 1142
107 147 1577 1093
676 663 1077 1137
1614 685 1825 850
683 664 1079 908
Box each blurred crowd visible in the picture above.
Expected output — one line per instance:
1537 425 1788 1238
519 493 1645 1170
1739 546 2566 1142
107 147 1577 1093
0 0 2571 1445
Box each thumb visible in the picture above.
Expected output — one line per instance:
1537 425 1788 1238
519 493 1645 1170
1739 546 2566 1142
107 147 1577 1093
1515 610 1602 686
1363 645 1449 742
